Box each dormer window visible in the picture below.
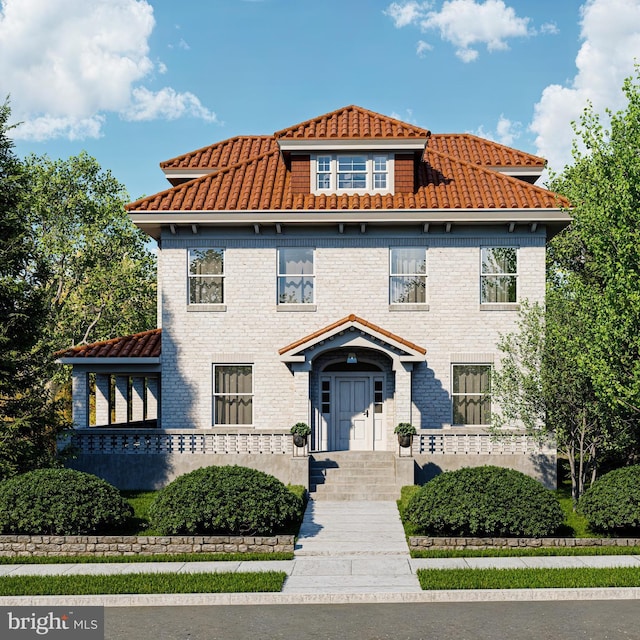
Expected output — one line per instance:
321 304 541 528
312 153 393 195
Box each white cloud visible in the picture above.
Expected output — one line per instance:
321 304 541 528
123 87 218 123
0 0 217 141
384 1 432 28
473 115 521 146
530 0 640 174
416 40 433 57
384 0 533 62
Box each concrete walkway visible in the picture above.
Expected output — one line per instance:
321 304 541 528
282 500 421 594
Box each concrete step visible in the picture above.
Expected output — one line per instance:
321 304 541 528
310 489 401 501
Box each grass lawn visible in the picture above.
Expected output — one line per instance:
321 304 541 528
0 571 287 596
411 546 640 558
0 552 294 564
417 566 640 590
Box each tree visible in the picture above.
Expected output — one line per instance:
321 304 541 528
0 101 64 479
21 152 157 360
549 69 640 460
491 300 630 506
491 69 640 504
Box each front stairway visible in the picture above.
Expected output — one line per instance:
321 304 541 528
309 451 401 501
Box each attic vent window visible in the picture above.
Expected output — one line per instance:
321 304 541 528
312 153 393 195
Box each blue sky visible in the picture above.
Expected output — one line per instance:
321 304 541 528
2 0 639 201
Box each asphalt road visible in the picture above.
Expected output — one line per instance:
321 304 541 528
105 601 640 640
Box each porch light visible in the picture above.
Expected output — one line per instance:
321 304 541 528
346 352 358 364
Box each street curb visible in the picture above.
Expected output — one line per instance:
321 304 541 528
1 587 640 607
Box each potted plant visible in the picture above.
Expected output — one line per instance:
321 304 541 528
394 423 416 448
290 422 311 448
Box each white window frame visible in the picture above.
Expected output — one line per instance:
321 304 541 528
451 364 492 426
389 247 427 305
311 153 393 195
480 247 518 304
188 248 225 305
277 247 315 305
212 364 253 426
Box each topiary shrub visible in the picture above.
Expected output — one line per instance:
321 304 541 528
405 466 563 537
578 465 640 534
0 468 133 535
149 465 304 536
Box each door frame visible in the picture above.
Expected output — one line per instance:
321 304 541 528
318 371 387 451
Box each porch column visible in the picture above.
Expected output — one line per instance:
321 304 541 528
95 374 111 426
147 377 159 423
394 363 413 425
71 370 89 429
131 377 145 422
291 363 311 426
114 375 129 425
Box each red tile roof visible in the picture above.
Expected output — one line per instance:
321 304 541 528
274 105 430 140
160 136 277 170
127 145 567 212
279 314 427 356
430 134 544 168
56 329 161 359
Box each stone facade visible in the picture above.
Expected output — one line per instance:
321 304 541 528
0 535 295 557
409 536 640 551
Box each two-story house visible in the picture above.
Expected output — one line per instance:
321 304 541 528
58 105 570 494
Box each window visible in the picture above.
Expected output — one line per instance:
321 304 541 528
390 248 426 304
452 365 491 426
213 365 252 425
481 247 517 303
189 248 224 304
313 154 391 194
278 248 314 304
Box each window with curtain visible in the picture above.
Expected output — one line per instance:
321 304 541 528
452 365 491 425
390 247 427 304
481 247 517 303
277 248 314 304
188 248 224 304
213 365 253 425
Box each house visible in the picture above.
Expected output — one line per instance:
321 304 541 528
57 105 570 494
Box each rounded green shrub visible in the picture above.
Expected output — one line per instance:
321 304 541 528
149 465 304 535
578 465 640 534
405 466 563 537
0 468 133 535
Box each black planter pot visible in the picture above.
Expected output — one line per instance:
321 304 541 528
397 434 413 448
293 434 308 448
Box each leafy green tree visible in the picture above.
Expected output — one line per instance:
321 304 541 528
549 70 640 421
0 101 65 479
492 70 640 504
21 152 156 360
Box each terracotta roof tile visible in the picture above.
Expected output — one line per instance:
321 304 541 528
55 329 161 359
127 145 568 213
274 105 430 140
160 136 277 170
430 134 545 168
279 314 427 356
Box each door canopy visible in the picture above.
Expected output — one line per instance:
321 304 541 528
279 314 426 370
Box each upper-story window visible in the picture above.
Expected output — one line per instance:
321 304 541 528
278 247 314 304
313 154 392 194
189 248 224 304
390 247 427 304
481 247 517 304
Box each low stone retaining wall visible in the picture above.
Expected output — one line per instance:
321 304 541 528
409 536 640 551
0 535 295 557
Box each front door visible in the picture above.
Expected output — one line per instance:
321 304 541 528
337 377 373 450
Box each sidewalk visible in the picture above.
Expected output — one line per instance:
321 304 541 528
1 499 640 605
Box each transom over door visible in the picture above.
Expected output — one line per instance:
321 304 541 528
337 377 373 450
